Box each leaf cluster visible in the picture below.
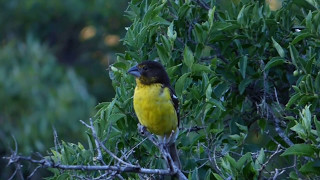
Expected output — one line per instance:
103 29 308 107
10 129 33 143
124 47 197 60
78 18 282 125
38 0 320 179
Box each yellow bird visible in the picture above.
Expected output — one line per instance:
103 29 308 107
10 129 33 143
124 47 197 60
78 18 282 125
128 60 181 169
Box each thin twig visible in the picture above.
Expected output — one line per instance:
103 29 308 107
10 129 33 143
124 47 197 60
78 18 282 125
8 167 17 180
27 165 41 180
192 0 210 10
80 119 106 165
121 137 148 160
258 145 282 180
80 119 136 168
180 126 205 133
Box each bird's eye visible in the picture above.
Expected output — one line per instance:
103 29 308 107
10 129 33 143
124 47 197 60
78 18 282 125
142 66 148 71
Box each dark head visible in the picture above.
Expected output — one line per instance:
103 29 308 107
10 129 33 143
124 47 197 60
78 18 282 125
127 61 170 85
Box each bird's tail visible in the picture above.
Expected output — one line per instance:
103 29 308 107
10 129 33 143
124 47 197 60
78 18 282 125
168 142 181 170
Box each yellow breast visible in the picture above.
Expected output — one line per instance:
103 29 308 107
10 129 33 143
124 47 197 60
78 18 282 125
133 80 178 136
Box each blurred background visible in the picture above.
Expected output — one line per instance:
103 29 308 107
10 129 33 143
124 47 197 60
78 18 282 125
0 0 129 178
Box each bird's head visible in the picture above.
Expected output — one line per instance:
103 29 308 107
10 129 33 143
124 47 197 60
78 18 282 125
127 61 170 85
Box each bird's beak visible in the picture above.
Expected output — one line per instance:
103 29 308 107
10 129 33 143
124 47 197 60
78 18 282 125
127 65 141 77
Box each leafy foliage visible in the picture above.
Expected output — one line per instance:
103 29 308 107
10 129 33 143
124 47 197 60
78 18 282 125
0 0 129 101
10 0 320 179
0 38 95 178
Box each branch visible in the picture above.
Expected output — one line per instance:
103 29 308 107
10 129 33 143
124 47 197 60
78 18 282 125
138 124 187 180
258 144 282 180
3 155 174 176
266 105 294 147
192 0 210 10
180 126 205 133
80 119 136 168
80 119 106 165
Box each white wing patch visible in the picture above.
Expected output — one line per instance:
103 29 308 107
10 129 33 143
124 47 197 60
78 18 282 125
172 94 178 100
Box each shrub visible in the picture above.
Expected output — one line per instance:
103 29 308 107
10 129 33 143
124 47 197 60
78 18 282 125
0 38 95 178
6 0 320 179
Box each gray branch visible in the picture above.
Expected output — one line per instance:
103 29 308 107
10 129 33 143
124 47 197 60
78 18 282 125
3 154 174 175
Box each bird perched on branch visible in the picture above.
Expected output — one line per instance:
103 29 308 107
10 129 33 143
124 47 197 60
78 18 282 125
128 60 181 170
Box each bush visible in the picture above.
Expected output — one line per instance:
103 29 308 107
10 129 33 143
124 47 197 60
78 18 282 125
0 0 130 102
6 0 320 179
0 38 95 178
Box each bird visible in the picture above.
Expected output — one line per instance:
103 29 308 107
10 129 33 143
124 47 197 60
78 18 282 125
127 60 181 169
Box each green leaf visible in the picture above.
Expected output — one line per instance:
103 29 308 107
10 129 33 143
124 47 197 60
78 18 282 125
194 23 206 43
315 72 320 91
243 162 258 179
210 99 226 111
286 93 301 108
212 173 224 180
57 173 70 180
291 33 312 45
206 84 212 101
281 144 315 157
191 167 199 180
208 6 216 28
108 113 126 124
167 63 182 77
225 155 237 169
306 10 312 30
236 123 248 133
289 171 299 180
305 75 312 92
192 64 211 73
299 161 320 175
314 116 320 137
213 82 229 98
291 123 307 138
156 43 169 64
237 6 246 25
292 0 317 10
272 37 285 58
239 78 253 95
175 73 190 97
213 22 234 31
183 46 194 68
255 148 265 169
300 105 312 135
239 56 247 79
229 134 241 141
264 57 285 71
167 22 177 42
236 152 252 170
204 169 212 180
289 44 299 67
160 35 171 53
107 99 116 118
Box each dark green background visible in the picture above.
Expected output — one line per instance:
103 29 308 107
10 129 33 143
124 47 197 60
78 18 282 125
0 0 129 178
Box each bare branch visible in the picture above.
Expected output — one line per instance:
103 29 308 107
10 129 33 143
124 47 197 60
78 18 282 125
266 105 294 147
80 119 136 168
27 165 41 180
8 167 18 180
180 126 205 133
272 168 285 180
80 119 106 165
258 145 282 180
192 0 210 10
52 126 61 151
138 124 187 180
3 154 175 176
121 137 148 161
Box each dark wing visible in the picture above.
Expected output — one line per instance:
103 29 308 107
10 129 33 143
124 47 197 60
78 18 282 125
168 85 180 126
